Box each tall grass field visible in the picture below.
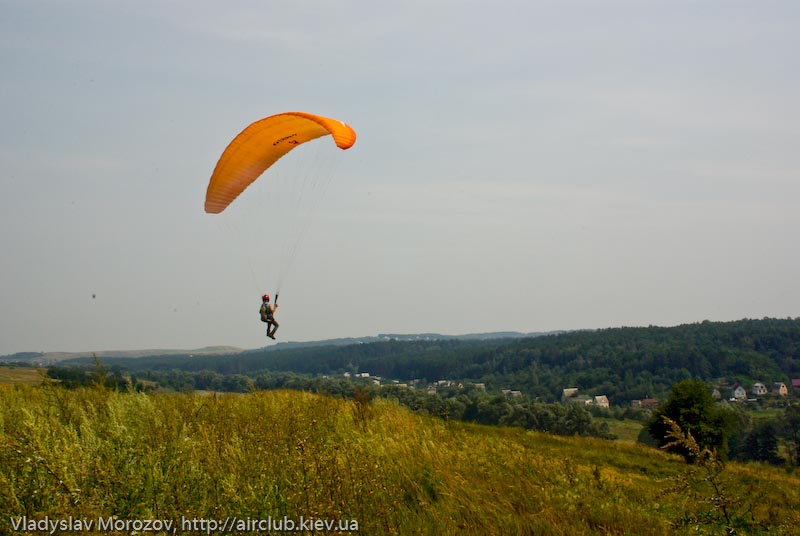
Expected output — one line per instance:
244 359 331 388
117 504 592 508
1 384 798 534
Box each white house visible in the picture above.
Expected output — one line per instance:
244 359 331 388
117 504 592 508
752 382 768 396
731 384 747 401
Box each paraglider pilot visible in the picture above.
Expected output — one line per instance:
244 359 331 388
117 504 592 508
260 294 279 339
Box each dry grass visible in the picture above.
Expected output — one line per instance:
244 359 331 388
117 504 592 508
0 366 44 385
1 385 798 535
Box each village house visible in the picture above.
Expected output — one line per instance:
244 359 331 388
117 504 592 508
632 398 660 410
752 382 768 396
772 382 788 397
792 379 800 393
561 388 579 402
593 395 610 408
562 387 609 407
731 384 747 401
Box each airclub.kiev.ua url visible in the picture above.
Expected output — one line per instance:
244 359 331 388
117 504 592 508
9 515 359 534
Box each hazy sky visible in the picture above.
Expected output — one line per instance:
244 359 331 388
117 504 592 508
2 1 799 355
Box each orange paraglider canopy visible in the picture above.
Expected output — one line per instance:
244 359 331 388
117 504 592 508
204 111 356 214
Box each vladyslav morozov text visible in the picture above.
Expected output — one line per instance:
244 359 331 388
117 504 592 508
10 515 359 534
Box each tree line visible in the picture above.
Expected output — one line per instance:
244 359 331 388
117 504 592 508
59 317 800 404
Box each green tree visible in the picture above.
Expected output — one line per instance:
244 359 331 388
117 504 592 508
743 422 783 465
645 378 736 462
779 404 800 466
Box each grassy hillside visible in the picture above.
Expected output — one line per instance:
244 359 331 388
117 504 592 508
1 385 798 534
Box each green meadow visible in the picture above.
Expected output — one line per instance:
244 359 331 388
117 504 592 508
1 384 798 535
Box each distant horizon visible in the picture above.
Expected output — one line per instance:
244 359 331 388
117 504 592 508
4 315 798 359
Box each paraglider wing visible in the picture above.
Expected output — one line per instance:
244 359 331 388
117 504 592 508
204 111 356 214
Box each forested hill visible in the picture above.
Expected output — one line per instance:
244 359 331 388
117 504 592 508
67 318 800 404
